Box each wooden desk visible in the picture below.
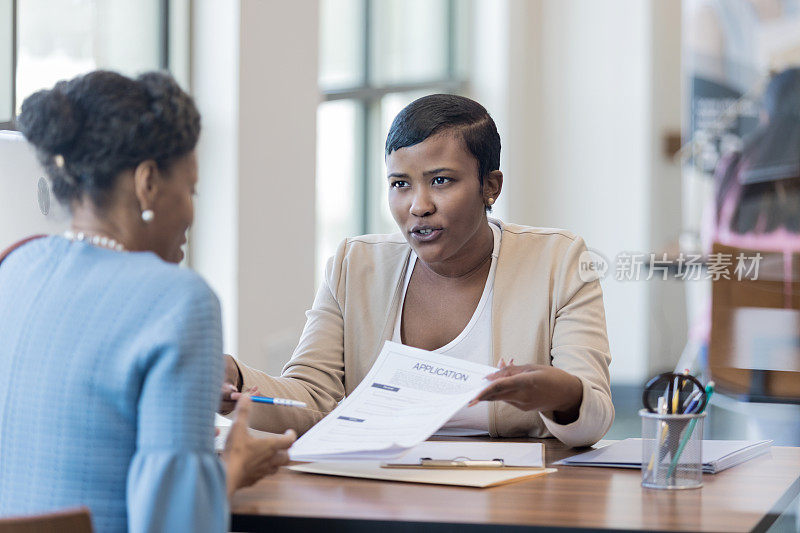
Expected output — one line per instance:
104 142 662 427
230 439 800 532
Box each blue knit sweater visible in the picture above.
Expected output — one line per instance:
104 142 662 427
0 236 227 532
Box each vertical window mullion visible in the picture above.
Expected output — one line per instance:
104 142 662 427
362 0 371 88
446 0 456 80
359 98 371 234
359 0 371 234
159 0 169 70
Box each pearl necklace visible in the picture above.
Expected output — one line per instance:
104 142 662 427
64 230 127 252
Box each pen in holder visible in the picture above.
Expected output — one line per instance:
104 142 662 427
640 409 705 489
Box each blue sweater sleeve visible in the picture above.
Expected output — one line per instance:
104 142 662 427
126 277 228 533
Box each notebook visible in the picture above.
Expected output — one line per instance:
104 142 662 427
555 438 772 473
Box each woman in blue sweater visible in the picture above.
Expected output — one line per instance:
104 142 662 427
0 71 295 532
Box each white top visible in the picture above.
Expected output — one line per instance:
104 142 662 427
392 222 501 436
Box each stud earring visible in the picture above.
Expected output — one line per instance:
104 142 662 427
141 209 155 223
486 197 495 206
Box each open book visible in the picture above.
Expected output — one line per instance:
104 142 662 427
555 438 772 473
288 341 497 462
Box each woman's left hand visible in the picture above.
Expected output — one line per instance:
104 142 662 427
468 363 584 424
223 394 296 498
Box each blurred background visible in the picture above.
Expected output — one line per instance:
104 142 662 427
2 0 799 444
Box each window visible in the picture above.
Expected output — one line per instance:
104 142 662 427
0 0 14 126
1 0 189 130
316 0 470 279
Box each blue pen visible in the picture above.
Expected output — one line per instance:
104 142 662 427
684 392 704 414
667 381 715 480
250 396 307 408
682 389 702 412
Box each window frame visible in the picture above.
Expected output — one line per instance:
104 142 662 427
319 0 469 235
1 0 176 131
0 0 17 130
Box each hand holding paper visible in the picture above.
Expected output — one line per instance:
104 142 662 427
468 363 584 423
288 341 497 461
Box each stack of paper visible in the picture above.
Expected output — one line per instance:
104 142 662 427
288 341 498 462
555 438 772 473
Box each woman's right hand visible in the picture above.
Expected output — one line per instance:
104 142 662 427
219 354 243 415
223 394 296 498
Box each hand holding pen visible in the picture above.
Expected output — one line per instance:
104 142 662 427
219 354 307 413
230 386 308 409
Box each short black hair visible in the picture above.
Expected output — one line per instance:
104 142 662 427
16 70 200 208
385 94 501 186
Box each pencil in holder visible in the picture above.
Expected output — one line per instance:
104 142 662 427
640 409 705 490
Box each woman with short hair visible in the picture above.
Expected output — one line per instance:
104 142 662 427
223 94 614 448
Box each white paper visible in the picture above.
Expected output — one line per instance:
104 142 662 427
289 341 496 461
388 441 545 468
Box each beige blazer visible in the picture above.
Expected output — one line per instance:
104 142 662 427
237 220 614 447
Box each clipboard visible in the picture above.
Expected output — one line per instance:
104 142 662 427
291 461 556 488
382 458 544 470
380 442 547 470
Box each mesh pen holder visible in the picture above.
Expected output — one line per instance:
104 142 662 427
640 409 705 490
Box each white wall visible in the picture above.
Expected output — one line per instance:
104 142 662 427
647 0 686 375
236 1 318 374
191 1 318 374
191 0 239 356
473 0 684 384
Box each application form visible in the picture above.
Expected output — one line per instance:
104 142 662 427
289 341 496 461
